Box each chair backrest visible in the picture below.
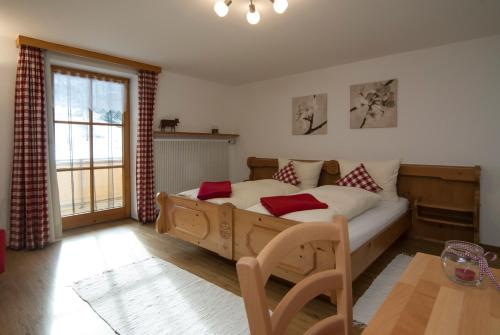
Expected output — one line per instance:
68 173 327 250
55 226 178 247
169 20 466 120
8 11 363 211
236 216 352 335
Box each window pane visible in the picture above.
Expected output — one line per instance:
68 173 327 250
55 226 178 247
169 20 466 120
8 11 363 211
94 168 123 211
55 123 90 169
58 170 91 216
92 80 125 124
93 125 123 167
54 73 90 122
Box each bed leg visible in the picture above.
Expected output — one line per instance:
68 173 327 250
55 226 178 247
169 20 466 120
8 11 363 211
155 192 168 234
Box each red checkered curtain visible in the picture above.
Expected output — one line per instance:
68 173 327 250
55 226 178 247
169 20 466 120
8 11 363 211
9 45 49 250
136 71 158 223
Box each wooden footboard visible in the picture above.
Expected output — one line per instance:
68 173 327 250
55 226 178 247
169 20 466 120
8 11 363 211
233 208 411 284
156 193 234 259
154 193 410 284
234 209 337 284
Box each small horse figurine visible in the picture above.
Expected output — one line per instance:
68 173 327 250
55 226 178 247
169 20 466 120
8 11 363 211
160 118 180 132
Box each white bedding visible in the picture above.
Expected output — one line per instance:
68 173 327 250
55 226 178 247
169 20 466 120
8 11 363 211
246 185 382 221
245 185 408 251
348 197 408 251
178 179 300 209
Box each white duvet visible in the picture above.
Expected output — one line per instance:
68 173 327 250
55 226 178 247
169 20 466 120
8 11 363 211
245 185 381 221
178 179 300 209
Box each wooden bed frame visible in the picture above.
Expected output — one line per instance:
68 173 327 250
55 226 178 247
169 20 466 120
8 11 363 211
156 157 480 284
155 159 339 261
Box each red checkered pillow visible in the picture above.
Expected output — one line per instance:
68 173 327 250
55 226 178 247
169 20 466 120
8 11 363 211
335 163 383 193
272 162 300 186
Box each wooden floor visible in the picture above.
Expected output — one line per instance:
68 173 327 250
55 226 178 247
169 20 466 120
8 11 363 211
1 220 498 335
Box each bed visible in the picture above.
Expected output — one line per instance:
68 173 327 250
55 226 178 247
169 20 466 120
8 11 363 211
156 156 480 284
156 160 338 259
245 186 409 252
233 165 411 283
236 189 410 283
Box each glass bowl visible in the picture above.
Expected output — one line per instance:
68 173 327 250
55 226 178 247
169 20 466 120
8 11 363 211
441 240 484 287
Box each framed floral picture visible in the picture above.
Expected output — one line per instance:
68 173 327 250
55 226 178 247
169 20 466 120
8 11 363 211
350 79 397 129
292 93 328 135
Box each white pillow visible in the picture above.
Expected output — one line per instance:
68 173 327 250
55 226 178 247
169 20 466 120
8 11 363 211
278 158 324 190
338 159 400 201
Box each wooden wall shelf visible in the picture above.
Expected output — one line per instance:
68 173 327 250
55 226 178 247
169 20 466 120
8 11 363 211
412 197 479 243
398 164 480 244
416 202 474 213
415 216 474 229
153 131 239 141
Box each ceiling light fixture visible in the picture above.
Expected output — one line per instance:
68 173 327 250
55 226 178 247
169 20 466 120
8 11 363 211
214 0 232 17
213 0 288 25
246 1 261 25
271 0 288 14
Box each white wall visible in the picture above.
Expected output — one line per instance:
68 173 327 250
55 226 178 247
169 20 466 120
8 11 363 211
155 73 235 134
154 73 239 187
229 35 500 246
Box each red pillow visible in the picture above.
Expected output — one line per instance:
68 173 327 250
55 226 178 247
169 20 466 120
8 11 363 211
260 193 328 217
335 163 383 193
197 181 232 200
272 162 300 185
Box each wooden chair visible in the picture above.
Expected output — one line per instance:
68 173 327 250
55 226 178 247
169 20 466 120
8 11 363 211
236 216 352 335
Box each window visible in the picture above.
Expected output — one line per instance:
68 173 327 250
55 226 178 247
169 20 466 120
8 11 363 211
52 66 130 229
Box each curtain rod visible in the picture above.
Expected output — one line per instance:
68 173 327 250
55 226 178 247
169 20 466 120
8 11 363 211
16 35 162 74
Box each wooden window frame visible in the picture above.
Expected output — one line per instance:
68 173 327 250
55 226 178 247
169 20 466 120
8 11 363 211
51 65 131 230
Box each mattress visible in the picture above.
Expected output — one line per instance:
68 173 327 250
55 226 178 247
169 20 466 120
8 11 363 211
178 179 300 209
348 198 408 251
246 192 409 252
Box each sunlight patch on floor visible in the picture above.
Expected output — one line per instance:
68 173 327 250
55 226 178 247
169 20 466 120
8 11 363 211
49 227 151 334
49 286 115 335
54 228 150 286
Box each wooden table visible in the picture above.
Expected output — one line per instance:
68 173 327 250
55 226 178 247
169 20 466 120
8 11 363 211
363 252 500 335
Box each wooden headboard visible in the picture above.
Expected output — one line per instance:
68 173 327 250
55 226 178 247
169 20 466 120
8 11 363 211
247 157 340 186
247 157 481 243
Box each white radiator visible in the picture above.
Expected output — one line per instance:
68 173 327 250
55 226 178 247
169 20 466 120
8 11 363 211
154 139 229 195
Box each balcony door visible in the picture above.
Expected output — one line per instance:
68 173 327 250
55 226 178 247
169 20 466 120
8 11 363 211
52 66 130 229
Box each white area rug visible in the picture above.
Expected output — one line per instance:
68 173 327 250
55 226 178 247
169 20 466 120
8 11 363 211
73 257 249 335
353 254 413 326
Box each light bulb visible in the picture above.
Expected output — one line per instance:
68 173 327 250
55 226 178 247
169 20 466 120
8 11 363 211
246 10 260 24
214 0 231 18
272 0 288 14
247 3 261 25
